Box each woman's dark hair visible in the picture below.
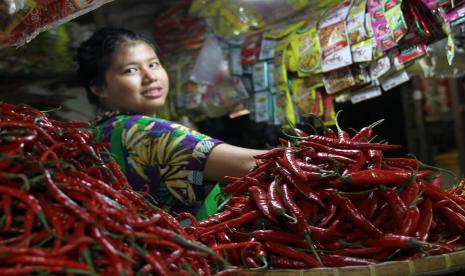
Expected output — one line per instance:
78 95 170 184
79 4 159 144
74 27 158 106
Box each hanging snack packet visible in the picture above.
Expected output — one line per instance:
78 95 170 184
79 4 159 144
252 61 269 91
352 38 374 63
322 93 336 125
383 0 408 42
350 85 383 104
264 20 307 40
369 0 398 51
291 78 312 116
289 26 315 74
241 32 262 65
318 0 353 72
298 26 323 74
370 55 392 79
253 91 270 123
312 87 325 117
347 0 369 45
273 37 290 90
392 43 427 69
380 69 410 91
259 38 277 61
323 66 356 94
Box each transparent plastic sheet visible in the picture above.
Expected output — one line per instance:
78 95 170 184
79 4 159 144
189 0 340 37
0 0 114 49
189 34 224 85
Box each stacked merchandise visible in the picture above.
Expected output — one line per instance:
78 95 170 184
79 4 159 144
179 0 465 127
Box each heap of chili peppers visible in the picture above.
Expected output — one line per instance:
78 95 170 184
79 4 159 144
0 102 238 275
186 118 465 270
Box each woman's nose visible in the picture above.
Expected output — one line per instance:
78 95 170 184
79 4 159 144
143 67 157 82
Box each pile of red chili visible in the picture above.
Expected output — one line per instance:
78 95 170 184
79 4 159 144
0 102 236 275
187 121 465 270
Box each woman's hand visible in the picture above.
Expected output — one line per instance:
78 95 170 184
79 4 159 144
204 144 267 182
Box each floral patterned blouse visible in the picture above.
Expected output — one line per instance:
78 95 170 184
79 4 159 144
94 114 223 214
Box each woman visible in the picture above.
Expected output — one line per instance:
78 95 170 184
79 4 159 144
75 27 265 214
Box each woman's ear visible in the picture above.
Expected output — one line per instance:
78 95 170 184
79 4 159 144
90 85 107 98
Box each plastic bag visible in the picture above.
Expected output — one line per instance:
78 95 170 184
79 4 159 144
189 35 224 85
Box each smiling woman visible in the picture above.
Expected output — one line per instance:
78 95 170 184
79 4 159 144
75 27 266 214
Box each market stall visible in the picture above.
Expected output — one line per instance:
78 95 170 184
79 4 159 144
1 0 465 275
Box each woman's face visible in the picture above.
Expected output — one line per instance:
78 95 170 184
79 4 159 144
92 40 169 117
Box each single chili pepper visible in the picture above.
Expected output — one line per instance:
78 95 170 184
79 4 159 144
281 183 322 263
300 141 362 159
365 234 433 249
244 256 259 268
3 255 89 270
401 181 421 206
1 194 12 233
306 135 401 150
354 191 380 221
212 241 261 252
269 255 307 269
253 147 286 160
335 247 384 256
274 167 324 207
303 147 358 164
252 229 309 247
43 171 94 224
91 226 126 274
106 160 130 189
0 121 56 143
414 198 432 241
382 187 408 223
296 195 319 224
367 149 382 169
316 200 337 228
217 232 241 266
296 161 334 174
396 206 420 236
248 185 278 224
247 160 274 178
267 179 297 223
157 208 187 236
437 204 465 229
264 241 322 268
49 236 94 257
36 194 64 249
336 194 382 238
352 119 384 142
196 210 261 238
337 169 433 186
319 253 373 267
280 147 308 182
383 157 446 172
421 180 465 215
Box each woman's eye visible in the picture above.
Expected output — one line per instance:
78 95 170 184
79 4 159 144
149 62 160 69
124 67 137 74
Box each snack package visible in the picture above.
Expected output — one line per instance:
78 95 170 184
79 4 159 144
347 0 369 45
368 0 398 51
383 0 408 42
350 84 383 104
253 90 270 123
298 26 322 74
1 0 114 48
241 32 262 65
392 43 427 69
318 0 353 72
323 66 356 94
380 69 410 91
252 61 269 91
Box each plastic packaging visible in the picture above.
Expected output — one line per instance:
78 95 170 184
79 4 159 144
189 35 224 85
1 0 114 48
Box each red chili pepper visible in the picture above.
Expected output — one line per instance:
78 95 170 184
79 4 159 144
248 185 278 223
316 201 336 228
197 210 261 238
382 187 408 223
217 232 241 266
335 247 383 256
365 234 433 249
267 179 297 223
414 198 432 241
274 167 324 207
300 141 362 159
252 229 309 248
351 119 384 142
395 206 420 236
253 147 286 160
401 181 421 206
280 147 308 182
337 169 433 186
264 241 322 268
306 135 401 150
336 194 383 238
303 147 358 164
91 226 126 274
3 255 89 270
354 191 380 221
367 149 382 169
436 204 465 229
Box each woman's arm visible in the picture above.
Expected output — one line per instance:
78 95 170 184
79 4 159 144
203 143 267 182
